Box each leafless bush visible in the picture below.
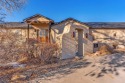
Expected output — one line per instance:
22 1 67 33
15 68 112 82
0 29 60 64
0 29 25 63
38 43 59 64
23 43 60 64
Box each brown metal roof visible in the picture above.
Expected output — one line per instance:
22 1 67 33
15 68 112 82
53 18 125 29
85 22 125 29
0 22 32 29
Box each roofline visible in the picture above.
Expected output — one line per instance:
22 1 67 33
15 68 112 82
23 14 54 22
0 27 33 29
90 27 125 29
52 18 90 28
0 22 33 29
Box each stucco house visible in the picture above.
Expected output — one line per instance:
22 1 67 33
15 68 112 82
1 14 125 59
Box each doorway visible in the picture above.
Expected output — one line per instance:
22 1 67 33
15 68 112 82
39 29 48 43
62 29 84 59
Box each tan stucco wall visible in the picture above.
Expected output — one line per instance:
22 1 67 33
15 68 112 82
29 29 37 39
73 22 93 54
51 21 93 59
11 28 36 39
51 21 77 59
0 28 37 42
90 29 125 52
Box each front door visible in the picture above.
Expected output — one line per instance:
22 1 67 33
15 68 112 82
39 29 48 43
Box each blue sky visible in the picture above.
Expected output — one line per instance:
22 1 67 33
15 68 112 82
5 0 125 22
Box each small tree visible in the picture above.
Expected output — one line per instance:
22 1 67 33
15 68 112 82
0 0 26 22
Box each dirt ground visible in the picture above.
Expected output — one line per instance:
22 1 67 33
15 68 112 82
1 53 125 83
30 53 125 83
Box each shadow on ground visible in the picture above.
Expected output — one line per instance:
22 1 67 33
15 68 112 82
0 58 92 82
1 53 125 82
85 53 125 78
31 59 92 81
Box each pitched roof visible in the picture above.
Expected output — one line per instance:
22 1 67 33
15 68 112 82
0 22 32 29
23 14 54 22
85 22 125 29
53 18 88 26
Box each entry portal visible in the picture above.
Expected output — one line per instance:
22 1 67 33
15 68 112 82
62 29 84 59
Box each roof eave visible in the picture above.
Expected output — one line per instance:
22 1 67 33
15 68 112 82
23 14 54 23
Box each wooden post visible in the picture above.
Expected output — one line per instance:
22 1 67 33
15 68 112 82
48 23 51 43
37 29 39 42
27 24 30 43
27 24 30 54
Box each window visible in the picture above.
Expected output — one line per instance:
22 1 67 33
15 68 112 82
72 32 76 38
94 43 98 48
113 33 116 37
85 33 88 38
39 29 46 37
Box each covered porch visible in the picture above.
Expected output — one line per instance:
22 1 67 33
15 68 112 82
24 14 54 43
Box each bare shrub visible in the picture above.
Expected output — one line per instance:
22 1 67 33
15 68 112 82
93 45 113 56
0 29 25 63
112 42 119 49
0 29 60 64
22 43 60 64
38 43 59 64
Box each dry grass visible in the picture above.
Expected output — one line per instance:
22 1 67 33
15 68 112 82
91 45 113 56
0 58 77 82
98 45 113 55
0 29 61 82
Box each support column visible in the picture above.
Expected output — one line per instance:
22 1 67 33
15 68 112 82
36 30 39 42
78 29 84 57
27 24 30 43
48 23 51 43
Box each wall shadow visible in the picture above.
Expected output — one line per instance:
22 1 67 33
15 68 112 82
85 53 125 78
0 59 92 82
